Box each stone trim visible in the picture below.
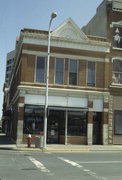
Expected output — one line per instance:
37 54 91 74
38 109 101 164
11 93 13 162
88 101 93 108
22 49 106 62
108 95 114 144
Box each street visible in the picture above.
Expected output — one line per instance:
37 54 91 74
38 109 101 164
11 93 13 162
0 151 122 180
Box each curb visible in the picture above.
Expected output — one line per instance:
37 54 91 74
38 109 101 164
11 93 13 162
15 148 122 152
45 149 90 152
16 148 90 152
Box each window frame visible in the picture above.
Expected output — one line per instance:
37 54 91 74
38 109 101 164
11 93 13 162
69 59 78 86
55 58 65 85
87 61 96 87
112 26 122 49
35 56 46 83
112 59 122 85
114 110 122 135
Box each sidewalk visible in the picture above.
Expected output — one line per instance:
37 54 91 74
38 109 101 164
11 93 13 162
1 133 122 152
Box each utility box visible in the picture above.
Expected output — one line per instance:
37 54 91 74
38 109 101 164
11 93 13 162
35 136 43 148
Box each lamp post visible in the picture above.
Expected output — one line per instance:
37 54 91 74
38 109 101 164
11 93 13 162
43 12 57 149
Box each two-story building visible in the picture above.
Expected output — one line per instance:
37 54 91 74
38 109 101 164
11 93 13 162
2 17 111 145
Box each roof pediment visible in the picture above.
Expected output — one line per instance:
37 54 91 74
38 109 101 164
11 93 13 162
51 18 89 41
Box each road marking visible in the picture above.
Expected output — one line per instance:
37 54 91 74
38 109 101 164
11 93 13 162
58 157 83 168
28 156 50 173
58 157 108 180
77 161 122 164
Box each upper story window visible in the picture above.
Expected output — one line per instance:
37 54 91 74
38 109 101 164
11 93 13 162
36 56 46 83
113 27 122 48
55 58 64 85
112 59 122 84
6 66 12 72
87 61 95 87
69 59 78 86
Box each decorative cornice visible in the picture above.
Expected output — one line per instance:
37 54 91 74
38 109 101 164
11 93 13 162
18 85 109 97
110 21 122 28
22 32 110 53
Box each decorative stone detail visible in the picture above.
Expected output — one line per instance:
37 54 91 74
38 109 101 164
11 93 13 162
87 124 93 145
108 95 114 144
16 120 24 145
88 101 93 108
103 124 108 145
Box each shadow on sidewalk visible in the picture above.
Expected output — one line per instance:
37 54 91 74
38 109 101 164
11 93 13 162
0 133 16 150
0 133 15 144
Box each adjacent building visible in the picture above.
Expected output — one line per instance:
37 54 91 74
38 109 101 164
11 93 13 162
2 0 122 145
83 0 122 144
2 50 15 134
5 50 15 83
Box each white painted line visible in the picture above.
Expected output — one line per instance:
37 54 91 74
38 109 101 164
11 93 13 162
58 157 83 168
77 161 122 164
58 157 108 180
83 169 90 172
28 156 50 173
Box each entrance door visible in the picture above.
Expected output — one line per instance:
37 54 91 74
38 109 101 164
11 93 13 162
47 115 59 144
93 112 102 145
47 110 65 144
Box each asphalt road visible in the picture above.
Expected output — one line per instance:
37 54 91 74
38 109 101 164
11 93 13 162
0 150 122 180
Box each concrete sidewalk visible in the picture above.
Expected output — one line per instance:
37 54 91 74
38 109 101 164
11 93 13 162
1 134 122 152
16 144 122 152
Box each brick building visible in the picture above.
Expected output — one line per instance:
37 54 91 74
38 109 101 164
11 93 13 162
83 0 122 144
2 0 122 145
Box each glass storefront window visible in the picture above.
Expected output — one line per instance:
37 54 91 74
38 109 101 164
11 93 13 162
23 105 44 134
67 111 87 136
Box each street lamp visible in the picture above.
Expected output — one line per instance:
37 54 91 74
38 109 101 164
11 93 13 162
43 12 57 149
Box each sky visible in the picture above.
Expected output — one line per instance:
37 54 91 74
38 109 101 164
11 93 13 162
0 0 103 119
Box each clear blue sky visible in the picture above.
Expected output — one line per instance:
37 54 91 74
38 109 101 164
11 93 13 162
0 0 103 118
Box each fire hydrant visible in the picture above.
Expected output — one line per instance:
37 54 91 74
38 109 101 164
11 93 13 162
27 134 32 148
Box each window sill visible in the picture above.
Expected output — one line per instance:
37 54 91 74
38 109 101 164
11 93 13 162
112 47 122 51
110 83 122 87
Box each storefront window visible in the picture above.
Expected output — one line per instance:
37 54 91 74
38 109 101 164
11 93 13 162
114 110 122 134
23 105 44 134
68 111 87 136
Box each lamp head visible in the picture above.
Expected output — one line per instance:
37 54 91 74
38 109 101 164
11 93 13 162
51 12 57 19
